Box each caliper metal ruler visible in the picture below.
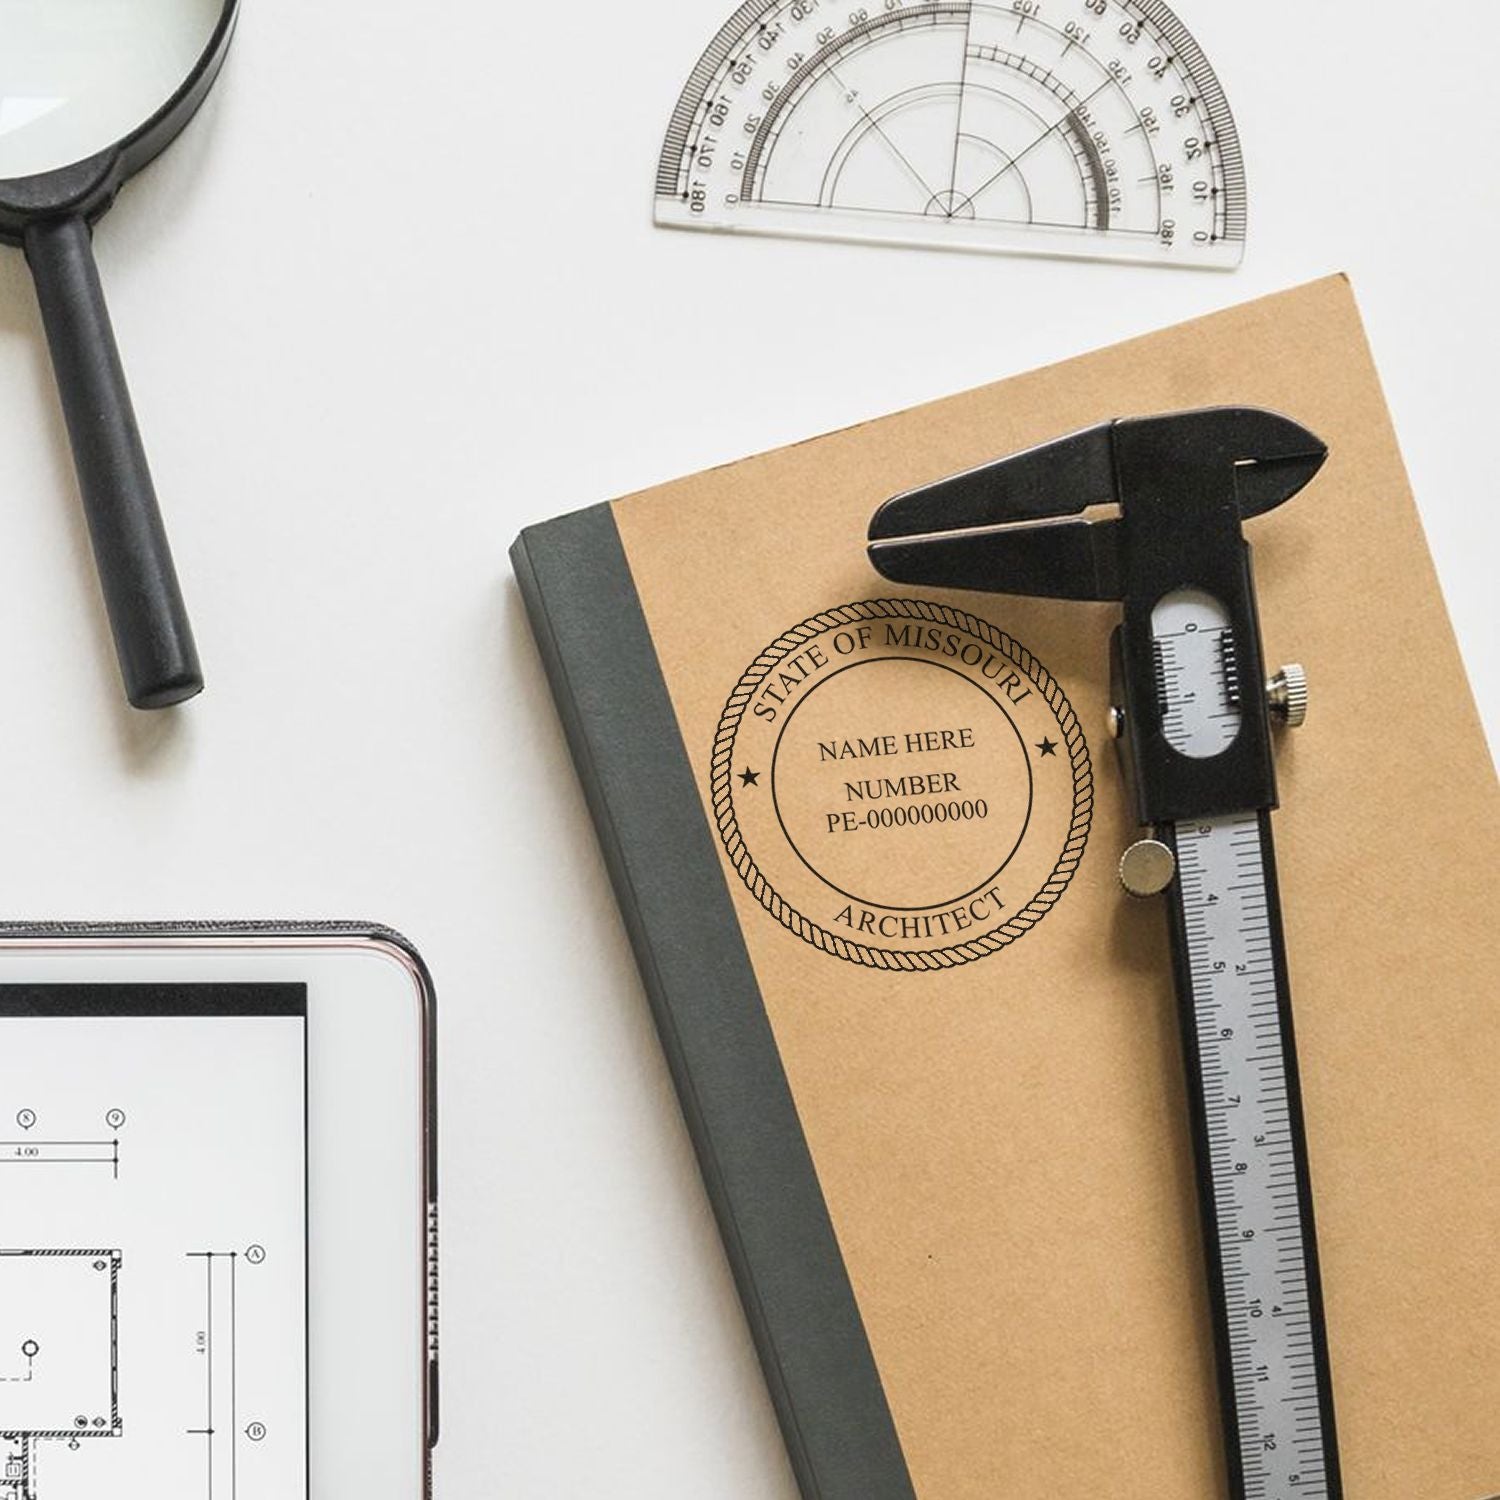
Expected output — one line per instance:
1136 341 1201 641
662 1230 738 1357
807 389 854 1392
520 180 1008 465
866 408 1342 1498
657 0 1246 267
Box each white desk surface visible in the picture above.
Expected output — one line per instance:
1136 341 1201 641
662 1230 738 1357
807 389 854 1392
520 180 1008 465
0 3 1492 1494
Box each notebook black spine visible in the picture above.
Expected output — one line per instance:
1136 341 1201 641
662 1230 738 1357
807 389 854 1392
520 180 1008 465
511 504 915 1500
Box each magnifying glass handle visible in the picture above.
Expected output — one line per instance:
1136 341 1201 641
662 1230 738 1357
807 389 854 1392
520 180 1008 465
23 215 203 710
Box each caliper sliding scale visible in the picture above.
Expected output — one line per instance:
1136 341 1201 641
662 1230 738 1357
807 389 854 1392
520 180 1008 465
867 408 1342 1499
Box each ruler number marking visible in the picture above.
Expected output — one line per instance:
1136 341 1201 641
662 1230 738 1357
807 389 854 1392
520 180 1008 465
1177 813 1330 1495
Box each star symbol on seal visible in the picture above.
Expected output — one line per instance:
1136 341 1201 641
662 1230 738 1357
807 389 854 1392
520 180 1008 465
1036 738 1059 758
739 767 761 787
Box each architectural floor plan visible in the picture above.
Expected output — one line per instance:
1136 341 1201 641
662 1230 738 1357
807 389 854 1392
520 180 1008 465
0 987 307 1498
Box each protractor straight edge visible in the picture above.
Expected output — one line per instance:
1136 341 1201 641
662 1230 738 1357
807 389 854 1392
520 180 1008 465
657 0 1246 269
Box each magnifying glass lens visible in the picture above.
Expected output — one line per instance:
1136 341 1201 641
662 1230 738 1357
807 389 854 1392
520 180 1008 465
0 0 223 180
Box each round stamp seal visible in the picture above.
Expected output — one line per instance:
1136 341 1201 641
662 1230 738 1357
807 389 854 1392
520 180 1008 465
711 599 1093 971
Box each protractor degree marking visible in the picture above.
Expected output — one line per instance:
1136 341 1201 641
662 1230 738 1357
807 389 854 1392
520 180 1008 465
1128 0 1247 232
655 0 796 194
1066 115 1110 229
968 46 1088 115
963 75 1113 211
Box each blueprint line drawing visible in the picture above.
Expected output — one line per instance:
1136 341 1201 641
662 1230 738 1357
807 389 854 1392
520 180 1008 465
2 994 309 1494
0 1143 120 1180
185 1251 246 1498
0 1250 121 1500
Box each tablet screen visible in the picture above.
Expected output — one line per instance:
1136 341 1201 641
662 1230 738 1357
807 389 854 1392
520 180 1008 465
0 984 309 1497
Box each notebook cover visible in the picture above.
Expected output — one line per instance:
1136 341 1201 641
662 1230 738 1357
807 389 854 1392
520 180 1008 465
512 275 1499 1500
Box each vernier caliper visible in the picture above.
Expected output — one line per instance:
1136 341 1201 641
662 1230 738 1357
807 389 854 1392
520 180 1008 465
868 408 1341 1499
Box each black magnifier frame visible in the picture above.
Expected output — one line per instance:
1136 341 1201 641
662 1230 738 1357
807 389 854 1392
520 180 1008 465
0 0 240 710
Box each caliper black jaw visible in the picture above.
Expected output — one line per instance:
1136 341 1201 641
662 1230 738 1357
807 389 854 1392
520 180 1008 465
869 407 1326 824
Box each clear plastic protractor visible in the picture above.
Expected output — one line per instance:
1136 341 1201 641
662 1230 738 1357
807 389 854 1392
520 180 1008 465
656 0 1246 268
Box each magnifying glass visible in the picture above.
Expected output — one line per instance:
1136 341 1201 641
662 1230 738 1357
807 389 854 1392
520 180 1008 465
0 0 238 709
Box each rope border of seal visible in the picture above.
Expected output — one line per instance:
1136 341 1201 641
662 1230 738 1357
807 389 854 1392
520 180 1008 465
711 600 1094 972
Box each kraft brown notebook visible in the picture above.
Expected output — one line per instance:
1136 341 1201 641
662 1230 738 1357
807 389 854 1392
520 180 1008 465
513 276 1499 1500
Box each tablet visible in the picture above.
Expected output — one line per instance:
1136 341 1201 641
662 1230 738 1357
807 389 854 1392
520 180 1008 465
0 924 436 1500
